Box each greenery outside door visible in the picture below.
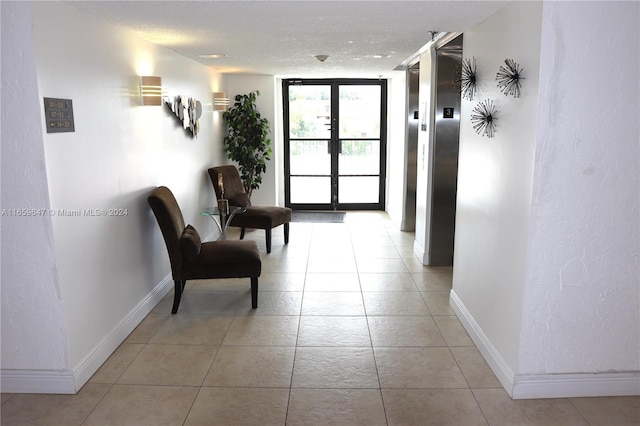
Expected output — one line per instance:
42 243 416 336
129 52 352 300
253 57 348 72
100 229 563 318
283 79 387 210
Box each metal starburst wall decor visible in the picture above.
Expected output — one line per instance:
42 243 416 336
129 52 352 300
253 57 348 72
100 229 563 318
496 59 524 98
471 99 498 138
458 57 478 101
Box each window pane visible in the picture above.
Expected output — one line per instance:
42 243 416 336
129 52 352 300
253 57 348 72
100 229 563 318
290 140 331 175
291 177 331 204
289 86 331 139
339 86 381 138
339 140 380 175
339 177 379 203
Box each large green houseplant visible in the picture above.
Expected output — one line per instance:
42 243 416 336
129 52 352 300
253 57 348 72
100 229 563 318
222 90 271 198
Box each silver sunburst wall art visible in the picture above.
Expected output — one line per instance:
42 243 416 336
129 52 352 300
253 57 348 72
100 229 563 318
471 99 498 138
458 57 478 101
496 59 524 98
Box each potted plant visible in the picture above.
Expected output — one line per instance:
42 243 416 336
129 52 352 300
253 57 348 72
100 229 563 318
222 90 271 199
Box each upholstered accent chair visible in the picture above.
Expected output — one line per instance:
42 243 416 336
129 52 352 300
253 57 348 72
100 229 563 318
148 186 261 314
208 165 292 254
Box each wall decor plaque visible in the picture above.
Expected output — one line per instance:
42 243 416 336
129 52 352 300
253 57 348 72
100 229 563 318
44 98 75 133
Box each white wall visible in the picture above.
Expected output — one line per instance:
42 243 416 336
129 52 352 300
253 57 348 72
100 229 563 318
1 1 227 393
519 0 639 381
413 44 436 262
452 0 542 380
385 71 408 228
1 2 71 390
451 0 640 398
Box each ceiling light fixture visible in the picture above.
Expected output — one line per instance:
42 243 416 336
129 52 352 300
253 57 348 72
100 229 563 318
198 54 228 59
315 54 329 63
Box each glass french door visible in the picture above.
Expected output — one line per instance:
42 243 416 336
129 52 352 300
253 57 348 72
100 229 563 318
283 79 387 210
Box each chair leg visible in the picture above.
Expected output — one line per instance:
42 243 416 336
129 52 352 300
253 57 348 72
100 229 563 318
240 227 246 240
251 277 258 309
265 229 272 253
171 280 185 314
284 223 290 245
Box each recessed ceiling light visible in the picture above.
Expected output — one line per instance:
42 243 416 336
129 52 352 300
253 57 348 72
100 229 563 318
198 54 228 59
373 54 390 59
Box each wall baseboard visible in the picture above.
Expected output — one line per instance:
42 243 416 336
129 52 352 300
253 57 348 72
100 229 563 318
0 370 76 394
513 372 640 399
0 275 172 394
449 290 516 394
449 290 640 399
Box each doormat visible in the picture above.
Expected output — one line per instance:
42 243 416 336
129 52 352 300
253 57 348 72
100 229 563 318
291 211 346 223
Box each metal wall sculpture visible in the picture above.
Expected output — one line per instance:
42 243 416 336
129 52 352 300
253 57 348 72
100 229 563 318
470 99 498 138
496 59 524 98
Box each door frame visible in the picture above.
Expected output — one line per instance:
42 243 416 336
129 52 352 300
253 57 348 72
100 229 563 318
282 78 388 211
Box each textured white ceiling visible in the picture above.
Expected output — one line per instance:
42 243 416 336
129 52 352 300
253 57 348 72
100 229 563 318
66 1 507 77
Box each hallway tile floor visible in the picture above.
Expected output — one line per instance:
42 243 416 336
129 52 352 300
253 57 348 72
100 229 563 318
2 212 639 425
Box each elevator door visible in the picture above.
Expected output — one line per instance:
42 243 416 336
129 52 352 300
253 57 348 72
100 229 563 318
283 79 387 210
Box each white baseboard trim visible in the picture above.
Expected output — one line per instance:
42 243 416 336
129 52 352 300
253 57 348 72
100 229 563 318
413 240 425 263
513 372 640 399
449 290 640 399
0 274 172 394
72 274 172 390
449 290 516 395
0 369 76 394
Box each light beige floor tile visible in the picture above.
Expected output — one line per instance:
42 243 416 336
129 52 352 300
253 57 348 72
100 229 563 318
222 315 299 346
412 271 453 291
152 289 250 315
368 316 446 347
472 388 588 426
203 346 295 387
118 344 217 386
89 343 145 384
569 396 640 426
304 273 361 291
301 291 365 315
375 347 468 388
124 313 170 343
292 347 379 388
357 258 409 273
236 291 302 316
383 388 488 425
353 245 402 259
434 315 474 346
351 235 395 247
260 256 308 273
363 292 430 316
0 383 110 426
402 256 433 272
421 291 455 315
148 315 232 345
185 277 251 291
450 346 502 388
185 387 289 426
359 273 419 292
258 272 306 291
287 389 387 426
84 384 197 426
297 316 371 346
307 256 357 273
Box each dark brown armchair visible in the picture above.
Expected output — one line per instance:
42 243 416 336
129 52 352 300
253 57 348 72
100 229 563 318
208 165 292 254
148 186 261 314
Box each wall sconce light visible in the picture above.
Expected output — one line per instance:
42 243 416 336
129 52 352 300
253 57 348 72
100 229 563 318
213 92 229 111
140 76 163 106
